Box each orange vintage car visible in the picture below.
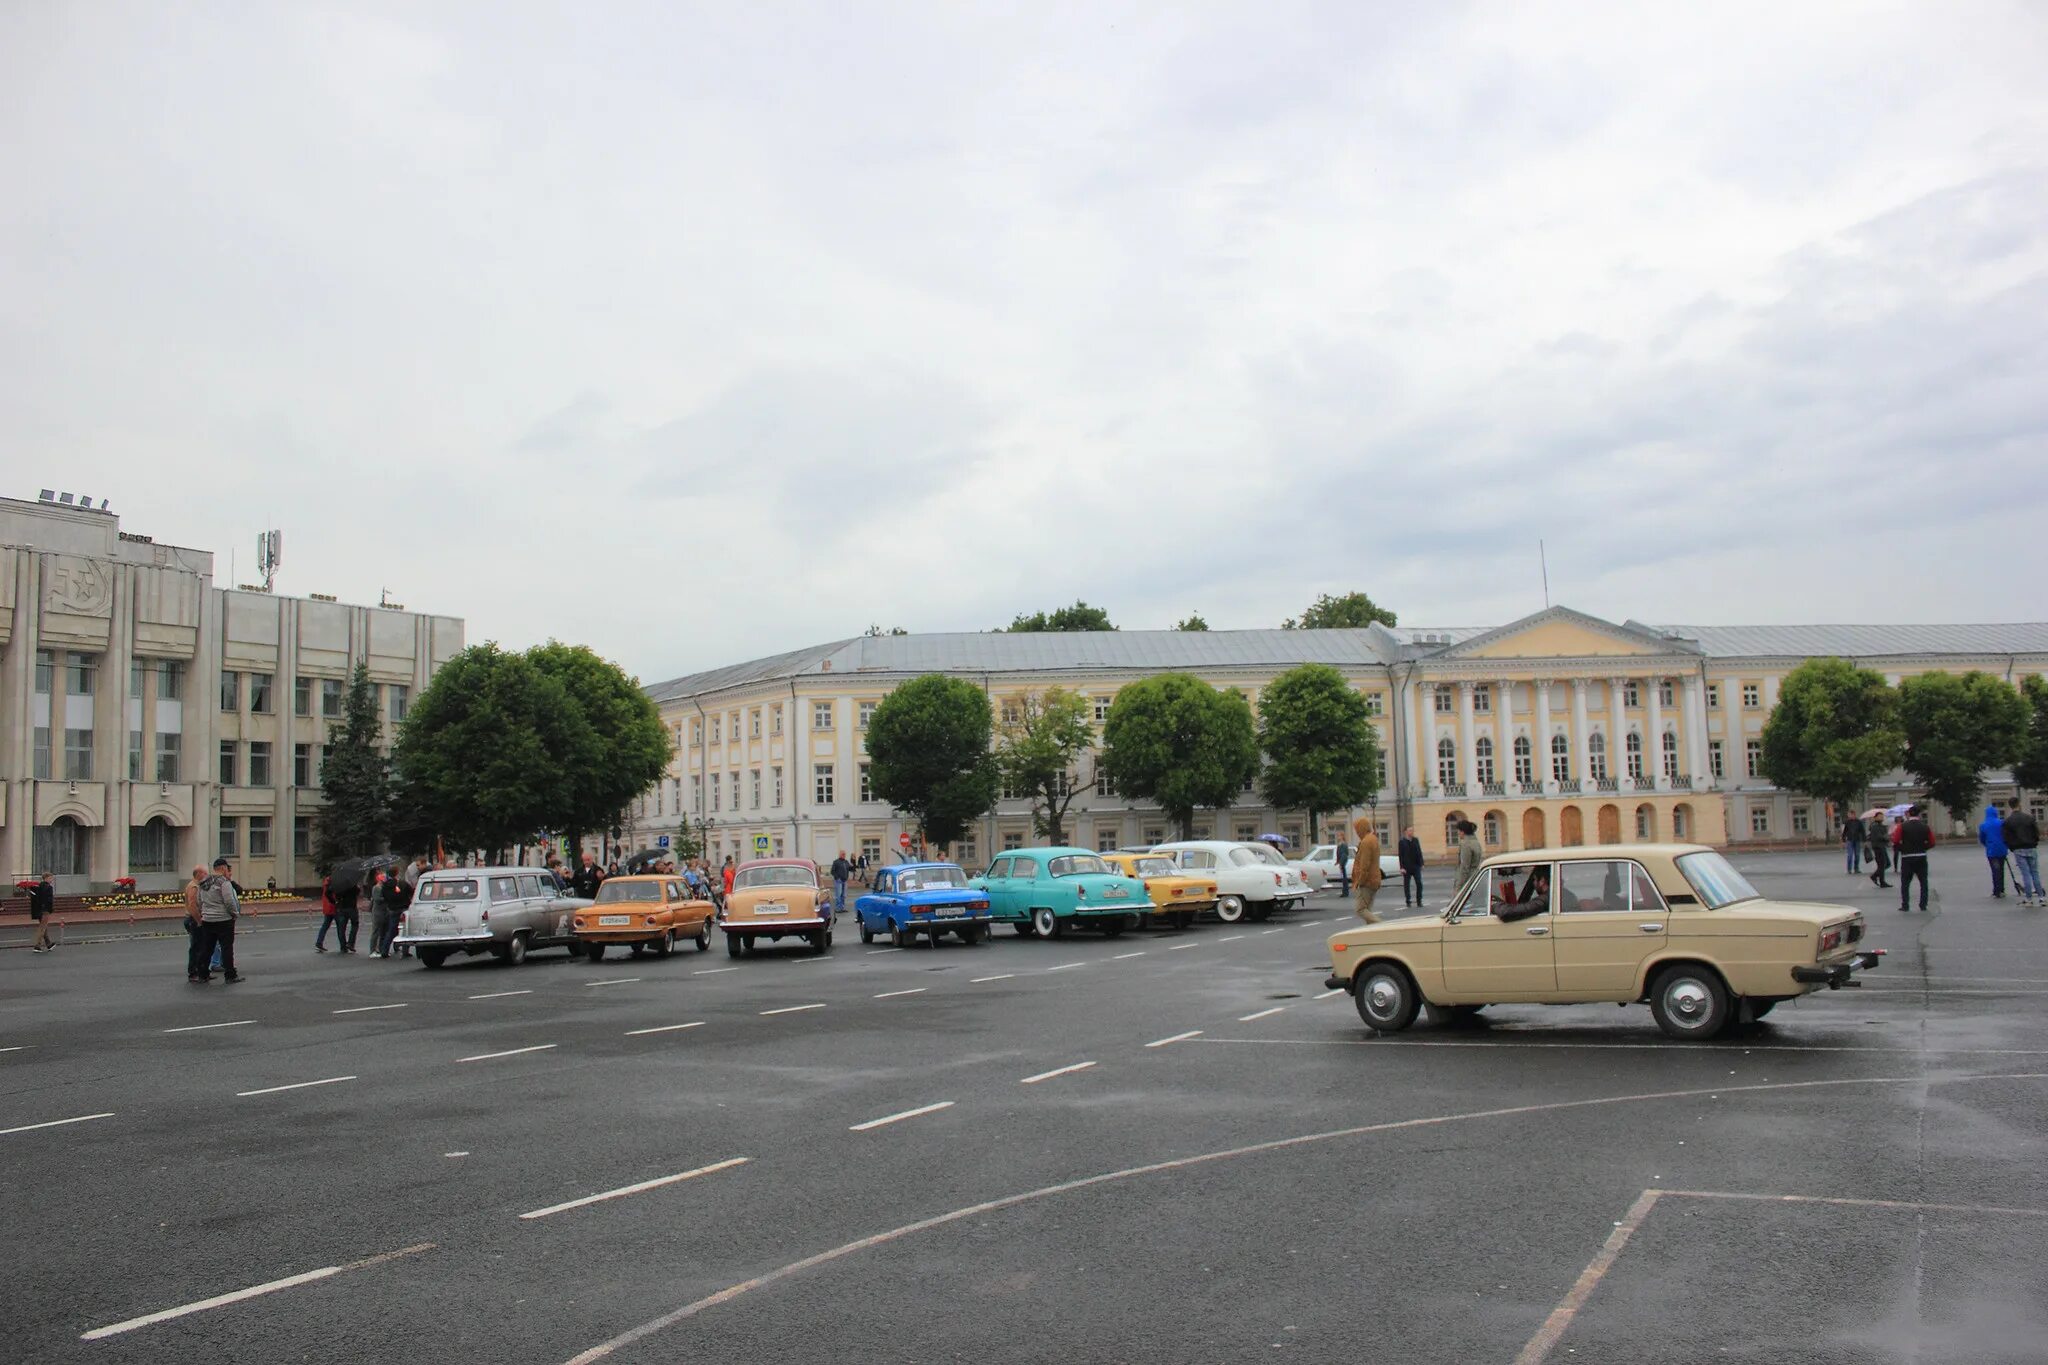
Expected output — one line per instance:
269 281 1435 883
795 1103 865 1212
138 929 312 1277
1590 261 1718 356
572 875 716 960
719 859 835 956
1102 852 1219 930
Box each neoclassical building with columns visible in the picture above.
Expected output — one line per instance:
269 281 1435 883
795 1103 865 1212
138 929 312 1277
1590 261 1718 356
630 609 2048 870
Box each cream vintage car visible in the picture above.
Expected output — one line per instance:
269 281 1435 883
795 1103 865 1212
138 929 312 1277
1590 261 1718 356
1324 843 1883 1041
719 858 835 956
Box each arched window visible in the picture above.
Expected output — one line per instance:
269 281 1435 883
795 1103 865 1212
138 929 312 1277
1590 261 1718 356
1444 811 1466 846
1512 735 1534 785
129 817 177 873
1483 811 1503 846
1550 733 1571 783
1625 731 1644 779
1436 736 1458 787
1475 736 1495 785
32 816 89 878
1662 731 1679 779
1588 731 1608 780
1635 804 1657 840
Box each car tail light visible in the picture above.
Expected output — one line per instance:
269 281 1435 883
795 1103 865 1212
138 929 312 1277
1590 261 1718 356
1819 928 1843 953
574 917 586 929
1076 885 1086 899
972 899 988 910
480 907 489 923
1274 872 1284 887
646 915 657 926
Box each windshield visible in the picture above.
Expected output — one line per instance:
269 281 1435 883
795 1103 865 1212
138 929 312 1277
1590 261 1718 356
1676 851 1760 909
897 867 967 891
1134 857 1176 877
734 865 817 890
1049 854 1111 877
595 881 662 903
415 879 477 901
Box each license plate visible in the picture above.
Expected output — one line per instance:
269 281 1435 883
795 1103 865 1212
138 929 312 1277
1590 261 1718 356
599 915 630 926
756 903 787 916
1104 888 1128 899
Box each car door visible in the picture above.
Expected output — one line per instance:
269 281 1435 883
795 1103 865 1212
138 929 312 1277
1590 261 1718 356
1440 862 1557 1002
1551 859 1670 996
976 858 1013 920
866 869 897 929
487 874 525 941
1010 855 1045 912
516 873 562 940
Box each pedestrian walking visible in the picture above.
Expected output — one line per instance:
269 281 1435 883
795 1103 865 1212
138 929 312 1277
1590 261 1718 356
830 850 852 917
1842 813 1866 873
195 857 244 982
1866 820 1891 889
314 874 339 952
26 871 56 953
334 877 361 953
1453 821 1483 899
1398 827 1425 907
182 865 208 979
1333 837 1351 897
721 856 737 900
1350 817 1384 924
571 852 604 900
2004 803 2043 906
1978 805 2010 899
1897 806 1935 912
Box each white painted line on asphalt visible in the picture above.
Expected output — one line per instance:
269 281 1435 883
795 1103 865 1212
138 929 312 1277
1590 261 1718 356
458 1044 557 1063
866 948 903 955
333 1004 408 1015
469 990 532 1000
1145 1030 1203 1049
1260 927 1287 935
1315 988 1343 999
1021 1061 1097 1085
850 1101 955 1132
971 974 1014 983
445 1151 468 1158
585 978 642 988
1113 952 1146 960
1217 935 1245 943
519 1157 751 1221
163 1020 254 1034
625 1023 704 1036
874 988 926 999
80 1242 435 1341
1 1112 115 1137
1237 1007 1286 1022
1514 1189 1661 1365
0 1046 27 1054
1167 943 1198 951
1046 962 1085 973
1192 1037 2048 1055
760 1004 825 1016
694 967 739 976
237 1076 356 1098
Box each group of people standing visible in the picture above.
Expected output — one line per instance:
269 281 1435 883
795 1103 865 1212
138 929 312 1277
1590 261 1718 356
1343 820 1481 926
1842 801 2044 912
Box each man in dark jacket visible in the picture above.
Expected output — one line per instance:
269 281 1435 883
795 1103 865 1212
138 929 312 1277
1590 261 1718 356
27 872 56 953
1866 820 1891 889
1842 814 1865 873
1397 828 1425 907
1897 806 1935 912
571 852 604 900
2005 804 2042 906
830 851 852 916
195 858 244 981
1333 838 1351 896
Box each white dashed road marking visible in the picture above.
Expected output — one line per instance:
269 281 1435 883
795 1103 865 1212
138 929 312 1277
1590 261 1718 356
163 1020 254 1034
625 1023 704 1036
1237 1007 1286 1022
874 988 926 999
1260 928 1286 935
468 990 532 1000
693 968 739 976
1217 935 1245 943
1046 963 1085 973
519 1157 751 1221
0 1046 26 1054
586 978 641 988
1167 943 1198 951
1315 988 1343 999
333 1004 408 1015
850 1101 955 1132
237 1076 356 1097
1 1112 115 1137
865 948 903 955
1145 1031 1204 1049
1113 952 1146 960
80 1242 435 1341
760 1004 826 1016
971 974 1014 983
458 1044 557 1063
1021 1061 1097 1085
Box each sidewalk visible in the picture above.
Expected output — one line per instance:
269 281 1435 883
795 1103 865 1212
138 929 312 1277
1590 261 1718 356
0 898 318 949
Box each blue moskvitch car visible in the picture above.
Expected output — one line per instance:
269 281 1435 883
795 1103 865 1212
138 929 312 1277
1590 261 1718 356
971 847 1152 939
854 862 993 948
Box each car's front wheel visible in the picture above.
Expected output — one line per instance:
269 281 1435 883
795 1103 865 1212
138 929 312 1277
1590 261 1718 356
1013 922 1035 938
695 921 712 951
859 919 875 944
1353 963 1419 1033
1649 964 1732 1041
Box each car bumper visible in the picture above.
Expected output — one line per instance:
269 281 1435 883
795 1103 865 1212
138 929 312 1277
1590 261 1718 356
575 925 674 941
1073 904 1142 919
1325 972 1349 991
1148 899 1217 914
725 917 827 933
1791 949 1885 988
904 913 991 927
393 931 493 948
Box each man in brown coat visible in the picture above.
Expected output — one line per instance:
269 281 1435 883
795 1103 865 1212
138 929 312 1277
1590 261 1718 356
1352 816 1385 924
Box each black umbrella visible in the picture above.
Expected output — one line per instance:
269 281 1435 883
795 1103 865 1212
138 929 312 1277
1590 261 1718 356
329 853 404 895
624 848 668 874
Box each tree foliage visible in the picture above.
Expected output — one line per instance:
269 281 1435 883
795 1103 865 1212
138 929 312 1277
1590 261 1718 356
1256 664 1382 840
867 674 999 849
1898 670 2028 820
392 644 598 856
524 642 673 856
1004 600 1116 632
994 688 1095 844
1174 612 1210 631
2015 675 2048 795
1756 657 1904 810
1281 591 1398 630
313 661 390 870
1101 674 1258 839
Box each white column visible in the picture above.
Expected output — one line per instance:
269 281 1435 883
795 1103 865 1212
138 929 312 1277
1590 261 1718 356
1534 680 1553 794
1457 682 1477 794
1609 676 1630 786
1408 683 1430 796
1683 676 1707 789
1571 679 1592 785
1497 681 1515 791
1647 675 1667 791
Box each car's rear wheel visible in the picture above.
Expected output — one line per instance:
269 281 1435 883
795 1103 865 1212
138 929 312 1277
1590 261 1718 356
726 933 742 958
1649 964 1732 1041
1354 962 1419 1033
503 933 528 967
1174 910 1197 930
1214 895 1245 924
585 942 606 963
652 931 674 958
1031 907 1059 938
418 948 448 970
1246 902 1271 923
890 924 908 948
629 942 645 958
1102 919 1125 938
808 930 828 955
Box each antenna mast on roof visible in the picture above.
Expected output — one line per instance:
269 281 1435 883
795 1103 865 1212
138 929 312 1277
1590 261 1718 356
1539 540 1550 609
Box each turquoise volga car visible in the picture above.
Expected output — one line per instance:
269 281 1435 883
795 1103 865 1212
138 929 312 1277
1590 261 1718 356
970 847 1151 938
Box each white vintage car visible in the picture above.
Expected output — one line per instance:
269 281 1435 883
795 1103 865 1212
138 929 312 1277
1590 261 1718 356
1306 843 1402 882
1149 841 1310 922
1242 841 1330 891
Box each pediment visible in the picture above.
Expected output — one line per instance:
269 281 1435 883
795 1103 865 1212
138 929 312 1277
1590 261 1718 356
1439 608 1682 661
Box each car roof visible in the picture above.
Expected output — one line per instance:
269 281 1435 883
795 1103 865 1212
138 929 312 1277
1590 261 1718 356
886 861 962 872
737 859 814 870
602 874 674 883
1481 843 1712 866
1000 846 1093 858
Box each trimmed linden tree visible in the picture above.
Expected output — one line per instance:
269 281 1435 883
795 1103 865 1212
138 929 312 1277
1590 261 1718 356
866 674 1000 852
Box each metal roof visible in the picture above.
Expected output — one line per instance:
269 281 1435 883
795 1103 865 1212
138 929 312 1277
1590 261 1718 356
1644 622 2048 659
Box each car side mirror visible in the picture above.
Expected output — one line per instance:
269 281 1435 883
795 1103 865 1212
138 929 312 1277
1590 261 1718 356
1495 901 1545 924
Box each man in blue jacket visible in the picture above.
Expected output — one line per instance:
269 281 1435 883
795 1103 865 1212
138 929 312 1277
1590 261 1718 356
1979 805 2010 899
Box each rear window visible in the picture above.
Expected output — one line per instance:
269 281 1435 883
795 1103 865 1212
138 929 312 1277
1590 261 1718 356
415 879 478 901
734 865 817 890
1048 854 1110 877
1676 852 1760 909
898 867 967 891
596 881 663 903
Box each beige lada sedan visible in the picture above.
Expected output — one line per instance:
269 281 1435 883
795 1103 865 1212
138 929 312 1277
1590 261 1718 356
1324 844 1883 1041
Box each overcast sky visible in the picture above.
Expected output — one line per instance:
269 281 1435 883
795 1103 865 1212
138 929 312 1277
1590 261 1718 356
5 2 2045 686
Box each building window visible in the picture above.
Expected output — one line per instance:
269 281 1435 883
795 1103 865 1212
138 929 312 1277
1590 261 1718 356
860 836 883 864
859 763 873 803
815 765 835 805
813 702 834 731
294 743 313 787
858 701 876 730
1625 731 1643 779
690 719 703 746
33 817 89 877
1096 763 1117 799
218 817 238 858
1000 773 1024 803
772 766 784 806
294 675 312 716
294 815 313 856
1433 689 1454 714
1706 683 1720 709
1749 806 1770 836
747 709 760 738
65 728 94 780
1745 740 1763 777
130 730 144 781
1236 822 1258 842
155 733 180 782
1659 681 1675 708
1002 831 1024 851
746 768 758 809
1589 732 1608 780
1792 805 1811 834
1741 683 1760 710
711 773 722 812
1436 736 1458 787
1093 696 1113 723
389 684 409 722
219 741 239 787
249 741 273 787
1636 806 1652 839
1143 827 1164 846
248 672 274 714
728 711 739 743
221 670 241 711
68 653 98 696
1000 699 1021 725
1623 682 1640 709
1483 812 1502 846
35 649 54 694
129 817 177 873
771 706 783 735
1512 736 1534 785
709 715 722 745
1097 828 1120 852
248 815 272 858
131 657 147 698
1662 732 1679 779
691 775 702 810
1475 736 1495 785
321 676 343 716
1710 740 1725 779
1551 734 1570 784
1473 686 1491 714
157 659 184 702
1363 693 1384 718
1378 747 1390 787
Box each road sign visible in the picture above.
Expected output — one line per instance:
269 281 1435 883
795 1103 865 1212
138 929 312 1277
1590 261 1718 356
898 832 912 849
656 835 670 849
754 834 771 856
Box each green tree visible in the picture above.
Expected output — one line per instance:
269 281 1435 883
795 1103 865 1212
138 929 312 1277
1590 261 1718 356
1256 664 1382 841
525 642 673 858
1003 600 1116 632
994 688 1095 844
1100 674 1258 839
867 674 1000 849
669 823 705 863
312 661 390 870
2015 675 2048 796
1281 591 1398 630
392 644 599 857
1757 657 1904 812
1898 671 2028 820
864 624 909 637
1174 612 1210 631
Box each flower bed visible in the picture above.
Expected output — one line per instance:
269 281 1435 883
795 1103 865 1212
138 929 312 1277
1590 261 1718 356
80 887 308 911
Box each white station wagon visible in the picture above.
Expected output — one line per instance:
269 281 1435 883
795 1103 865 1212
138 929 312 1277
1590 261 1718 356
394 866 591 968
